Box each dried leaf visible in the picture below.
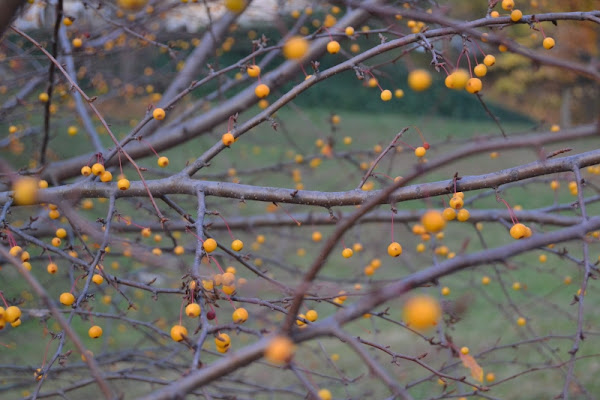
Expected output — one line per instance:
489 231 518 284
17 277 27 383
460 353 483 382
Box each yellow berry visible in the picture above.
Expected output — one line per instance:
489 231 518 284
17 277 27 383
387 242 402 257
466 77 482 94
255 83 270 98
441 287 450 296
170 324 188 341
117 178 130 190
445 69 469 90
326 40 341 54
342 248 354 258
483 54 496 67
222 132 235 146
283 36 309 60
474 64 487 77
421 210 446 233
185 303 201 317
203 238 217 252
449 197 464 209
5 306 21 323
47 263 58 274
92 274 104 285
88 325 103 338
543 37 555 49
157 156 169 167
231 239 244 251
12 177 38 205
318 389 332 400
152 108 166 120
264 335 295 364
510 223 528 239
247 64 260 78
502 0 515 10
457 208 470 222
380 89 392 101
305 309 318 322
408 69 432 91
60 292 75 306
510 9 523 21
100 171 113 182
224 0 246 13
443 207 456 221
403 295 441 331
91 163 105 176
215 333 231 348
232 307 248 323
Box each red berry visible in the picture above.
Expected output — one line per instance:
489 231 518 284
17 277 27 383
207 311 216 320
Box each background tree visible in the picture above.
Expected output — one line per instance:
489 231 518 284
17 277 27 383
1 1 600 399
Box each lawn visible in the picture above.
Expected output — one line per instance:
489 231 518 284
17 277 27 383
1 106 599 399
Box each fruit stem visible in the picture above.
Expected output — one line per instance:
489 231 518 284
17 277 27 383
0 291 9 307
214 212 236 240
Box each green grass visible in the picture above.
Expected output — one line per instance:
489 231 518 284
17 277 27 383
2 108 599 399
